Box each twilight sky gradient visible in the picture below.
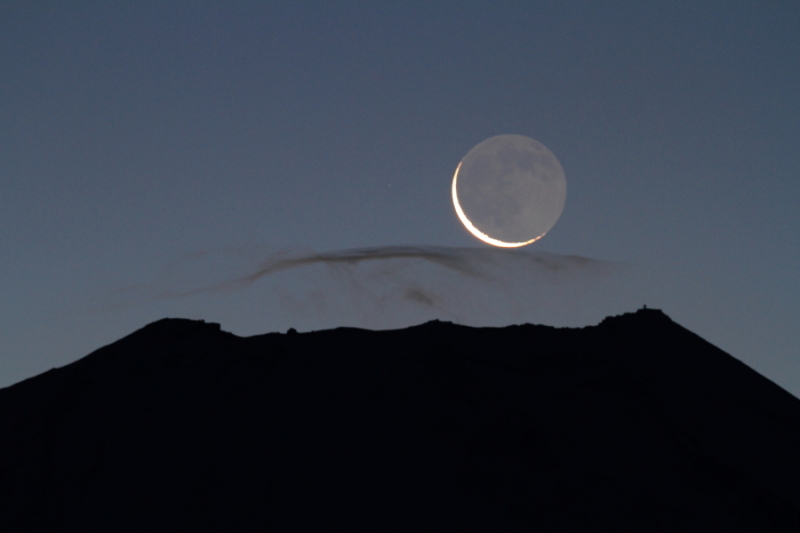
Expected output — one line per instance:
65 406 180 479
2 2 798 395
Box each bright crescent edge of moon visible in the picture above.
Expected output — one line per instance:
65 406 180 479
451 161 544 248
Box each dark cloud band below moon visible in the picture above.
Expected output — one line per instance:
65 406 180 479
107 245 631 330
225 245 617 289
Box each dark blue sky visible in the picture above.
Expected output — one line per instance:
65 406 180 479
2 2 798 394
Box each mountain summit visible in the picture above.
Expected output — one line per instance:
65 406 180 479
2 309 799 531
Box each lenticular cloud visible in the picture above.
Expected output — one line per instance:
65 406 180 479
107 245 634 331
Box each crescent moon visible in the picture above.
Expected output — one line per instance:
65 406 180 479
451 162 542 248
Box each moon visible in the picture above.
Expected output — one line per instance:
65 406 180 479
452 135 566 248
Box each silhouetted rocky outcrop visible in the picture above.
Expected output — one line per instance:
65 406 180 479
1 309 799 531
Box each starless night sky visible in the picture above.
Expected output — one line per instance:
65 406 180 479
2 2 798 395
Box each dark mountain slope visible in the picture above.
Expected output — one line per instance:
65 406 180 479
1 309 799 531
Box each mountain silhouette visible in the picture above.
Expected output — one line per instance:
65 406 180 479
2 308 799 531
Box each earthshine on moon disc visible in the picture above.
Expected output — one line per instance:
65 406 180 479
452 135 566 247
